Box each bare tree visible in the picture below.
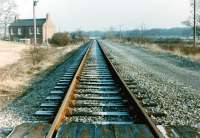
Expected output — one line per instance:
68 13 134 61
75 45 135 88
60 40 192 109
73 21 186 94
0 0 16 39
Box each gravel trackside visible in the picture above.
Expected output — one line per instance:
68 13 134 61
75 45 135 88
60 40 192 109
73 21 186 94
102 41 200 128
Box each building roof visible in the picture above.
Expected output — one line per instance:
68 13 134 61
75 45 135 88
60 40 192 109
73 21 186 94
10 18 46 27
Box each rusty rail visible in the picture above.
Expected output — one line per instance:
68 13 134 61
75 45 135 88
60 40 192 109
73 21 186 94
97 40 163 138
46 41 92 138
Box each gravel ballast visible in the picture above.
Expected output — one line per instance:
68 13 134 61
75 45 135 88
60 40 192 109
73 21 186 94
102 41 200 128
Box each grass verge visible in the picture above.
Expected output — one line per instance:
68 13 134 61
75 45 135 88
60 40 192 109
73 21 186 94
0 44 81 110
133 42 200 62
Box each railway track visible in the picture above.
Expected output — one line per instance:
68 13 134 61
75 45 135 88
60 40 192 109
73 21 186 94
35 40 163 138
34 41 91 121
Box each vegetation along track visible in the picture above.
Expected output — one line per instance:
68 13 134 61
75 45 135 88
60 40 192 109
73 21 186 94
35 40 163 138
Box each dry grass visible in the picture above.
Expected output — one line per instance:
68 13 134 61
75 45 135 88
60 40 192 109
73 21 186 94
158 44 200 61
0 42 80 110
135 43 200 62
159 43 200 55
0 41 28 68
115 37 200 62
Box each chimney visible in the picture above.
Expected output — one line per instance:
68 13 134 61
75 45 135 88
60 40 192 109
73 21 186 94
46 13 50 21
15 15 19 21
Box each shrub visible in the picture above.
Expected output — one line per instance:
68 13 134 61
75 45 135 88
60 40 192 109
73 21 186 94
29 47 48 65
49 33 70 46
154 38 184 44
124 37 153 44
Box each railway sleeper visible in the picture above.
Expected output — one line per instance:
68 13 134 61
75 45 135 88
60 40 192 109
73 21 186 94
136 95 149 100
73 100 126 105
54 85 68 90
86 64 107 67
77 91 119 94
148 111 167 117
60 76 74 80
80 78 113 81
125 82 138 85
46 96 63 100
66 70 76 74
78 83 116 86
79 80 114 83
35 111 55 116
63 74 74 77
56 123 154 138
83 75 112 77
132 90 148 95
40 103 60 108
74 96 122 100
83 70 109 73
128 85 137 89
73 105 128 110
68 116 134 123
82 71 110 73
74 103 125 107
78 86 117 89
77 87 118 91
142 99 158 107
80 77 113 80
56 82 70 86
75 94 121 98
50 90 65 95
69 111 130 116
83 68 109 71
58 80 71 83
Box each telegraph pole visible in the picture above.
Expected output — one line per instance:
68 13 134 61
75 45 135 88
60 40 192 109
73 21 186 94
33 0 38 46
140 23 145 44
119 25 124 43
194 0 197 47
119 25 122 42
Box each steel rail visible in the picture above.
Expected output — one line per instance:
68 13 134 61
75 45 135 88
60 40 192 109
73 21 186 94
46 41 92 138
47 40 163 138
97 40 163 138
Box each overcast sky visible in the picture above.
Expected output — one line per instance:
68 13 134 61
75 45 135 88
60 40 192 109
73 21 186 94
15 0 191 31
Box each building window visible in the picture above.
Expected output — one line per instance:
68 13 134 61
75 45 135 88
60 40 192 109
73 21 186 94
29 27 32 35
10 28 14 35
37 27 40 34
18 28 22 35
